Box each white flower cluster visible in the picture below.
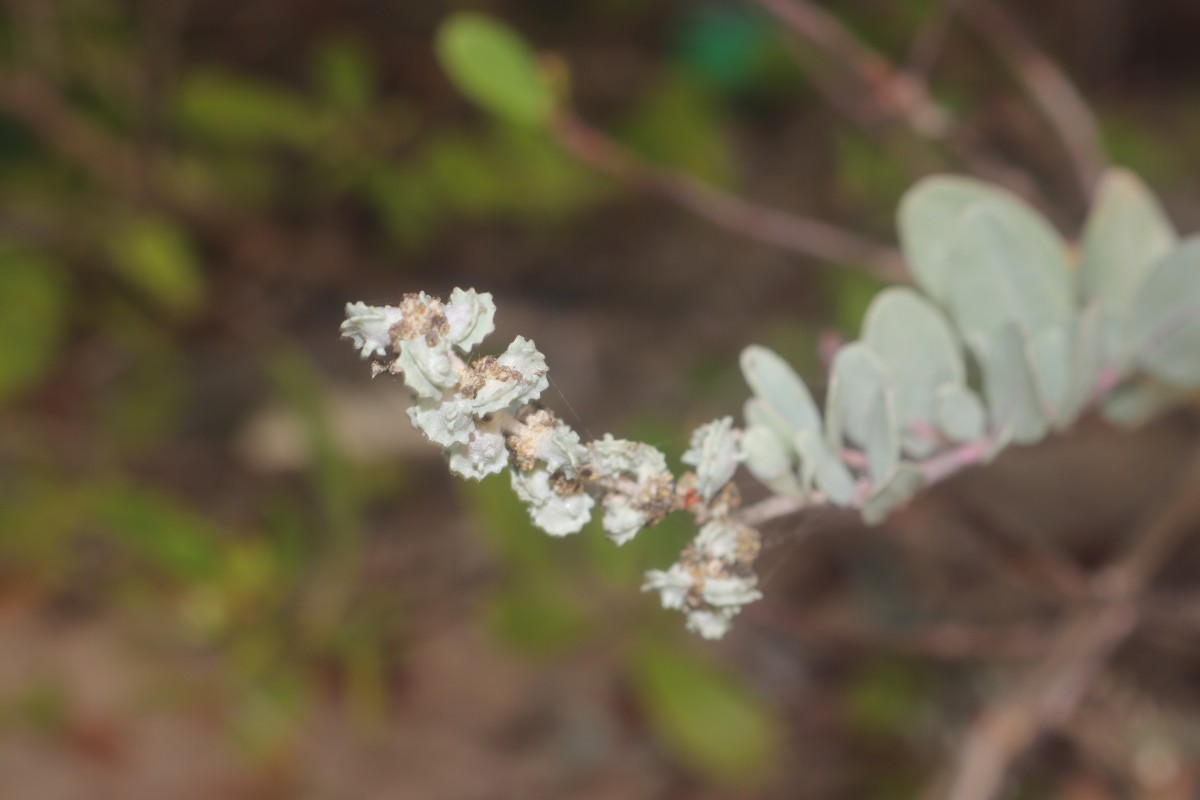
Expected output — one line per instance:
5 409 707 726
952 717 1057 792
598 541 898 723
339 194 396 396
587 436 677 544
341 289 550 479
509 408 593 536
642 517 762 639
342 291 760 639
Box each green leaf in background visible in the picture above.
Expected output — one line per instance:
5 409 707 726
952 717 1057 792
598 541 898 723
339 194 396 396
1101 112 1177 186
100 336 186 451
435 13 556 127
619 74 733 185
461 460 598 657
107 217 205 317
460 470 559 576
0 248 67 403
827 261 889 335
91 483 224 582
845 657 929 738
630 637 782 786
268 346 364 548
834 130 910 209
312 37 376 114
174 71 319 147
485 575 592 657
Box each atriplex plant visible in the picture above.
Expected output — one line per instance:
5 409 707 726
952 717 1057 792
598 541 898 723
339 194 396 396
341 169 1200 639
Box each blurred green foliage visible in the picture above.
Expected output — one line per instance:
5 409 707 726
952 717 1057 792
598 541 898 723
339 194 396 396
459 411 784 781
619 72 735 185
106 216 205 318
0 248 67 402
629 635 783 786
845 657 930 738
0 0 1184 792
436 13 557 127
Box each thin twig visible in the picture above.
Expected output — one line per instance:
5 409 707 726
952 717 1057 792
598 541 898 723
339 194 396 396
931 447 1200 800
0 73 147 199
957 0 1107 200
904 0 963 80
754 0 951 137
753 603 1050 660
751 0 1038 199
950 497 1091 603
552 112 909 281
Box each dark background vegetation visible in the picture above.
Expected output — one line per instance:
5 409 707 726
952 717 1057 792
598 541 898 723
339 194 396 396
2 0 1200 797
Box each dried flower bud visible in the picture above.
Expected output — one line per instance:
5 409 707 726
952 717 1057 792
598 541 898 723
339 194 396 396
511 467 594 535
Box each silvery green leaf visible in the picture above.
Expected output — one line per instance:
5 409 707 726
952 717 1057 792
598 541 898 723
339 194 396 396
642 565 695 610
700 575 762 608
590 435 669 482
601 495 646 545
1129 237 1200 386
1058 303 1117 428
1081 168 1177 314
825 343 883 445
1101 378 1189 427
861 393 900 485
739 424 804 497
468 335 549 413
899 176 1072 340
743 397 796 456
1029 325 1071 425
794 429 856 506
860 463 925 525
740 345 822 438
974 324 1048 445
341 301 403 357
510 467 594 535
983 423 1016 463
933 384 986 443
681 416 739 501
447 427 508 480
396 337 459 399
444 287 497 352
861 288 964 448
825 343 898 484
408 396 476 446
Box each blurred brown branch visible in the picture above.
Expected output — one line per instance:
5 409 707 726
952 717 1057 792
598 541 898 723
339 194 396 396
0 73 147 199
552 112 909 282
904 0 963 79
951 497 1091 604
958 0 1108 200
930 448 1200 800
751 0 1039 200
754 0 952 138
754 603 1050 661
